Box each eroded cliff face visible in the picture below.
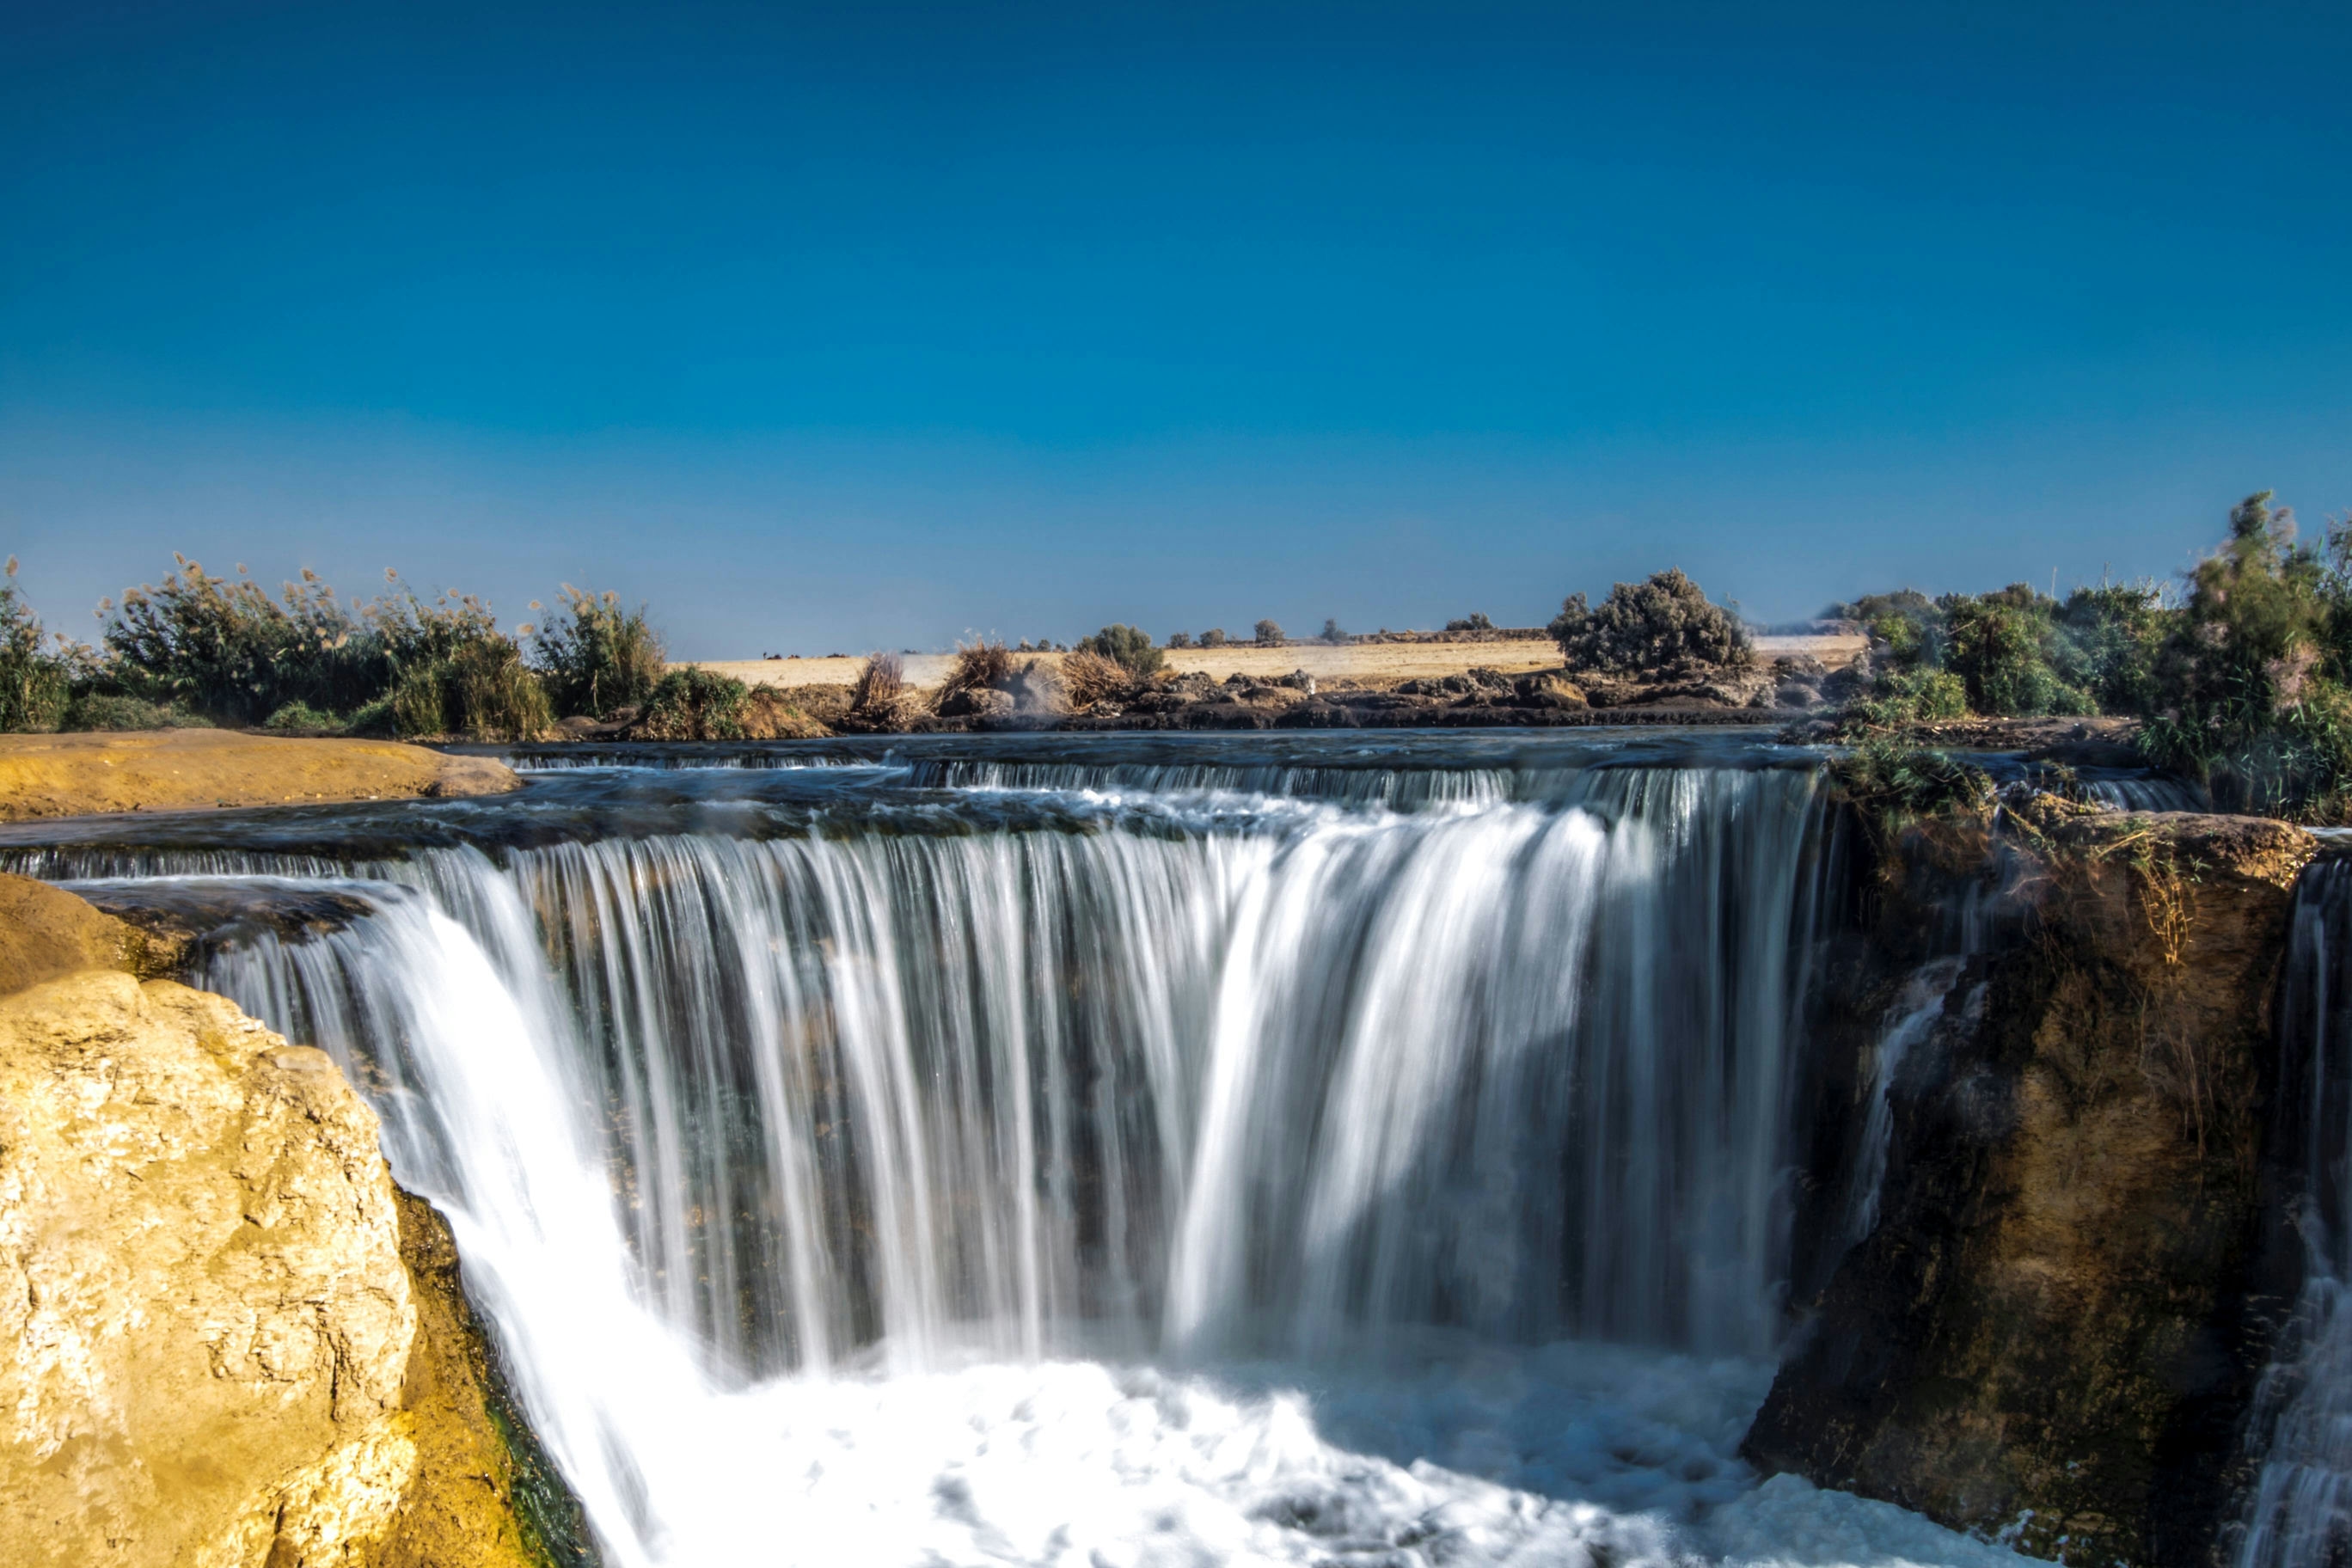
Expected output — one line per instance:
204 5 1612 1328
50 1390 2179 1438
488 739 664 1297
1748 807 2318 1568
0 879 579 1568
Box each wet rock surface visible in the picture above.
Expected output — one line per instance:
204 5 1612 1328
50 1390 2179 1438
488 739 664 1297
1748 807 2318 1567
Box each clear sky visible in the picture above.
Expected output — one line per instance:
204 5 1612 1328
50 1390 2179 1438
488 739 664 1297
5 1 2349 656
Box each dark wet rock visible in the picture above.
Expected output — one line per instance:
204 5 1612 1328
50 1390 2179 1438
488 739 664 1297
1746 811 2318 1568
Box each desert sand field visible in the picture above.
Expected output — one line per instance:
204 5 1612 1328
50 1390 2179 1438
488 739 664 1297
683 634 1861 693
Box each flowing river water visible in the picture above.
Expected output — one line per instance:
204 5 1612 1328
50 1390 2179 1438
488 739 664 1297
5 732 2143 1567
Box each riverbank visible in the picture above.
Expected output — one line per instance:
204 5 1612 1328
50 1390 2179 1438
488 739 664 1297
0 730 520 821
683 631 1866 696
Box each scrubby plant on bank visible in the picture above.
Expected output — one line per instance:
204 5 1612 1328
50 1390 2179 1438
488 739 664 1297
1320 618 1347 644
0 559 74 732
1549 567 1752 674
1200 628 1229 647
1446 612 1496 633
938 640 1014 701
1831 734 2000 849
1060 650 1130 707
62 693 211 732
634 667 750 740
1253 620 1283 646
100 559 389 725
2138 491 2352 819
1074 624 1164 678
531 585 665 720
1831 579 2166 728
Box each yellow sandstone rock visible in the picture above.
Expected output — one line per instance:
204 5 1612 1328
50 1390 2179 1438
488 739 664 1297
0 971 419 1565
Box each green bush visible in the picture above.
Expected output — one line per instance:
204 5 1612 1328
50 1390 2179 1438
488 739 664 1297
1942 589 2095 717
0 560 72 733
531 585 666 719
263 701 345 736
452 639 554 740
389 663 450 738
1846 668 1969 731
1833 733 1998 828
60 693 210 732
636 667 750 740
103 559 385 724
1253 619 1283 646
1201 628 1228 647
1549 567 1752 673
1075 624 1166 677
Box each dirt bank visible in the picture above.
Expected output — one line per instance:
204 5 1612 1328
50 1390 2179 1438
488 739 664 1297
0 730 520 821
683 632 1865 696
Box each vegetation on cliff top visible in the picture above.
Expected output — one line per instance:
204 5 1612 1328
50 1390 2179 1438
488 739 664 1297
1832 492 2352 820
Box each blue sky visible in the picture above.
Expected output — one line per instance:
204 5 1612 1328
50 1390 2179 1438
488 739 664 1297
5 1 2349 655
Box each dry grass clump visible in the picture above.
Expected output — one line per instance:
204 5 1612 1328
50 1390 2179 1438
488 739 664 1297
1060 649 1131 708
938 639 1014 701
744 685 831 739
845 652 922 729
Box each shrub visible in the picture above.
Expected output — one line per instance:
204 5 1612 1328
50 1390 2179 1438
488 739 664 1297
531 585 666 719
1445 612 1496 633
104 559 383 724
1320 618 1347 644
1549 568 1752 673
1942 588 2094 717
262 701 344 736
1833 734 1998 838
1075 624 1165 677
1061 649 1130 707
451 638 554 741
2054 581 2169 714
1253 619 1283 646
635 667 750 740
1201 628 1228 647
61 692 209 732
1167 631 1193 648
938 639 1014 701
0 560 72 732
842 652 921 730
1843 668 1970 732
389 664 450 738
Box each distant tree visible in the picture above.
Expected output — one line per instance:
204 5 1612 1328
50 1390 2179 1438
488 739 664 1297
1320 618 1347 644
1167 630 1194 648
1253 619 1284 646
1548 568 1752 673
1075 623 1166 677
1201 628 1228 647
1445 612 1495 633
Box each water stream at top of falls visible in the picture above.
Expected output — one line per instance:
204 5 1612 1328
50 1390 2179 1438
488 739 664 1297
9 733 2040 1568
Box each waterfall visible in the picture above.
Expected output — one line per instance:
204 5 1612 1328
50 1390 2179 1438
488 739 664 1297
26 746 2041 1566
2236 856 2352 1568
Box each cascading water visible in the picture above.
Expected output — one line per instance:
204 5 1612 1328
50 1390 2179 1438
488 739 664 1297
2235 855 2352 1568
21 738 2037 1567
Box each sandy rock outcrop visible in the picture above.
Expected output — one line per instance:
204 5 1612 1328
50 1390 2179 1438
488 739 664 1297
0 971 416 1565
1747 807 2318 1567
0 730 519 822
0 873 186 995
